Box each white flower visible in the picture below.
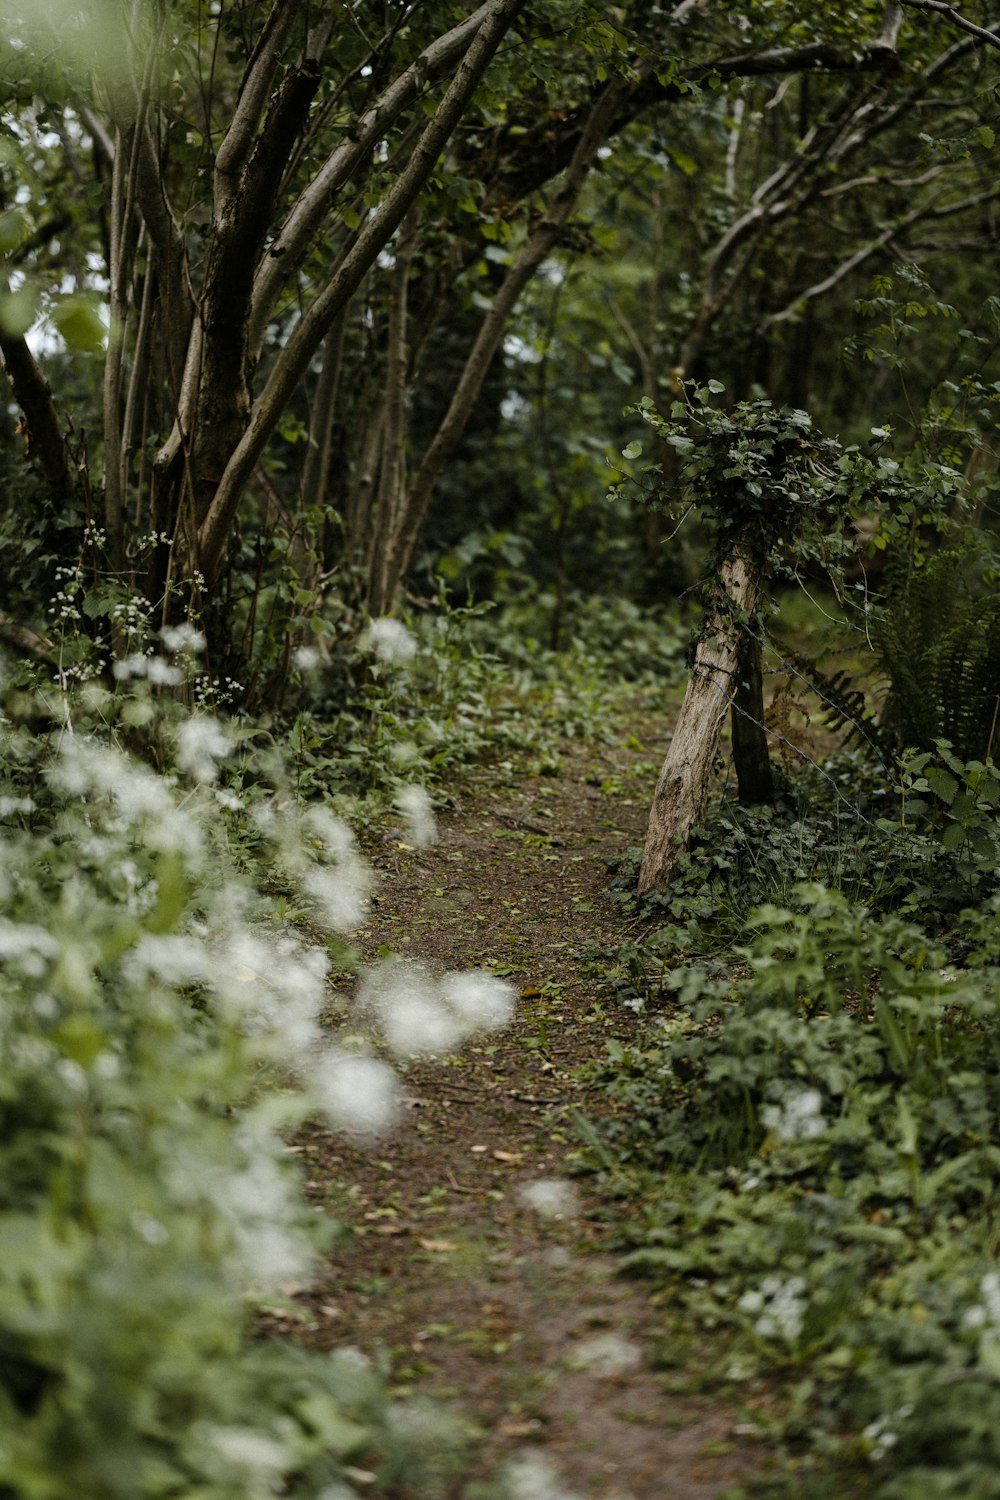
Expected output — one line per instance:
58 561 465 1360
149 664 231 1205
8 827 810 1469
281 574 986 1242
213 931 326 1060
394 784 437 846
305 805 356 859
112 653 149 681
146 657 184 686
292 646 321 671
862 1407 912 1463
208 1427 290 1478
55 1058 88 1092
214 1134 314 1291
739 1274 808 1342
964 1272 1000 1334
567 1332 642 1377
311 1051 400 1138
362 964 458 1057
359 962 516 1057
176 715 230 782
0 920 58 966
362 617 417 665
502 1453 582 1500
762 1087 827 1142
123 932 209 987
161 623 207 654
439 969 516 1030
50 741 202 858
519 1179 579 1220
303 864 370 933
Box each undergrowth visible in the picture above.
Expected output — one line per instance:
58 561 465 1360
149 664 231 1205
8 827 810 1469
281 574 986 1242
585 743 1000 1498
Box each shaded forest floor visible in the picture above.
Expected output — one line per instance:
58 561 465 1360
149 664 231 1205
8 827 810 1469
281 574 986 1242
264 704 782 1498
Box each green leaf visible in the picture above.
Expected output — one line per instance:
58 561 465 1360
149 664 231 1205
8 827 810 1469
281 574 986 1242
669 147 698 177
924 768 959 805
977 125 995 150
0 208 27 253
0 284 38 336
341 205 361 230
52 294 106 353
622 440 643 460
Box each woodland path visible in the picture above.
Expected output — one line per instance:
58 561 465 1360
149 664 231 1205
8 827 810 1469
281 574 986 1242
274 710 775 1498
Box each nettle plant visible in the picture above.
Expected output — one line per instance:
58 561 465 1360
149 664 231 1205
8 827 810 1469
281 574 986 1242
0 638 514 1498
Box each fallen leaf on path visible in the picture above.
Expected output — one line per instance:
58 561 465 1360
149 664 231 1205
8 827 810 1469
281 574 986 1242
519 985 541 998
493 1149 522 1163
418 1238 458 1253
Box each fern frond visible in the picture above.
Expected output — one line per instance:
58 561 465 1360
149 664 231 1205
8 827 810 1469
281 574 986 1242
870 548 1000 761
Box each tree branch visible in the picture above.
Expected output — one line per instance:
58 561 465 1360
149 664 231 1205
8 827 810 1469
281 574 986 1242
248 0 502 352
385 76 633 609
899 0 1000 49
214 0 301 197
197 0 528 583
0 332 74 501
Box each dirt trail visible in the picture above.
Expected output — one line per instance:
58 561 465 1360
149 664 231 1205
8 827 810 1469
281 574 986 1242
280 718 773 1498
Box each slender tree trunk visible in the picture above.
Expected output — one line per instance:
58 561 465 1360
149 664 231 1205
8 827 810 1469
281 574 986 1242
376 76 631 611
731 626 774 804
638 545 767 894
367 221 415 616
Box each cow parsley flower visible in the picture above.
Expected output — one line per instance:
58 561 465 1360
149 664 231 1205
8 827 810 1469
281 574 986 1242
503 1453 582 1500
362 617 417 665
361 964 458 1057
208 1427 291 1479
214 1133 314 1292
739 1274 808 1342
176 715 230 782
439 969 516 1029
360 962 516 1058
568 1332 642 1377
394 784 437 846
303 864 371 932
160 622 207 654
310 1051 400 1138
519 1178 580 1220
762 1087 826 1142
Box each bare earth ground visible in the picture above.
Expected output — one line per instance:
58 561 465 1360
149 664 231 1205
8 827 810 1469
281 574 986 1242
265 709 780 1498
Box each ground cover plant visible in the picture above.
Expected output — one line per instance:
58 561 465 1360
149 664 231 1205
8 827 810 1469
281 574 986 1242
586 732 1000 1497
0 622 559 1500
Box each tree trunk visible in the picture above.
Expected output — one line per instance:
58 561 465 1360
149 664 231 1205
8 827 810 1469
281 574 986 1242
731 627 774 805
637 546 767 894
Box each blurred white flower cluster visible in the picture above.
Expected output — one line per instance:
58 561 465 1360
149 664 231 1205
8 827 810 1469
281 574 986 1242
360 961 516 1058
394 784 437 846
518 1178 579 1220
503 1454 582 1500
762 1087 827 1142
862 1404 914 1463
738 1273 808 1342
361 616 417 665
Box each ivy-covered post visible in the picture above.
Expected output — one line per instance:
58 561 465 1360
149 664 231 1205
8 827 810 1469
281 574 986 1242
615 386 852 894
638 540 767 893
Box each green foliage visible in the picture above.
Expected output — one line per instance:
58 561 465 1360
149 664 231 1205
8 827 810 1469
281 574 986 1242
611 385 901 586
870 548 1000 763
587 880 1000 1495
0 677 469 1499
588 714 1000 1497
